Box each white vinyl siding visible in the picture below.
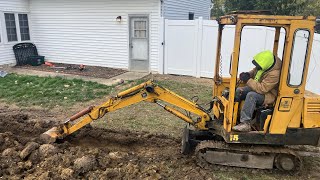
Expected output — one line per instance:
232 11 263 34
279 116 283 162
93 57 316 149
0 0 29 65
0 0 29 12
29 0 160 71
163 0 211 20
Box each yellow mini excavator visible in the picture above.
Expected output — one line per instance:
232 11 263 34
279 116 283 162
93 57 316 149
42 12 320 172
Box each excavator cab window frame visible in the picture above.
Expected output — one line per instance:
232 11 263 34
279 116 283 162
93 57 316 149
236 25 287 76
287 28 311 87
231 24 288 127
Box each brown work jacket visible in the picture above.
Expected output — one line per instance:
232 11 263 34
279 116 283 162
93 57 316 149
247 56 282 105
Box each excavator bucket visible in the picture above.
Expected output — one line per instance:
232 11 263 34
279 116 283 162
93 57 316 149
40 126 62 143
41 106 95 143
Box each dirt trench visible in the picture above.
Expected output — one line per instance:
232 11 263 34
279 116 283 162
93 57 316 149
1 108 320 180
0 109 209 180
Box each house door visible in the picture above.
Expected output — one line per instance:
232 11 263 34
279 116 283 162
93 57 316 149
129 16 149 71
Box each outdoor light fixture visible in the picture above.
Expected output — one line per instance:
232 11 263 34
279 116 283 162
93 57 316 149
116 16 122 22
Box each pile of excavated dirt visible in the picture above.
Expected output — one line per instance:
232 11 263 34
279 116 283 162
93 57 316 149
1 109 320 179
0 111 202 179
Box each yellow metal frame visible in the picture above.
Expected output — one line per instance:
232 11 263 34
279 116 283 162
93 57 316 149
213 14 316 134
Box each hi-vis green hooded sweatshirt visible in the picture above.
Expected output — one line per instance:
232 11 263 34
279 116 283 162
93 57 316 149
247 51 282 105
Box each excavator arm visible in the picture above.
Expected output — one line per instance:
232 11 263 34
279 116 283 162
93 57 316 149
42 80 211 143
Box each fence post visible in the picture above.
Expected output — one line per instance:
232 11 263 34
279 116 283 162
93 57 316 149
192 19 199 77
195 17 203 78
164 19 169 74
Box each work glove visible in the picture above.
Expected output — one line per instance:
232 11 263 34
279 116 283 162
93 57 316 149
240 72 250 83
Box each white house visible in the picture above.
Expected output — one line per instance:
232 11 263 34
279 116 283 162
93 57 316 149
0 0 211 72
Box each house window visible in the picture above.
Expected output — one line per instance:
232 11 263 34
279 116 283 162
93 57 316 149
189 12 195 20
18 14 30 41
5 13 18 42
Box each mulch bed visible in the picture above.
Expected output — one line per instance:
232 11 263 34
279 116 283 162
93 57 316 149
16 63 127 79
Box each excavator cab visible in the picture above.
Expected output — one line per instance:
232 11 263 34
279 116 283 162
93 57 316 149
210 13 320 143
184 13 320 171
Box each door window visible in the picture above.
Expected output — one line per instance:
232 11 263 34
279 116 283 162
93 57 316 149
288 29 310 86
133 20 147 38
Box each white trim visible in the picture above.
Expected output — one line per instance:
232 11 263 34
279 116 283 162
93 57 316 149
15 13 21 42
0 11 3 45
1 12 8 44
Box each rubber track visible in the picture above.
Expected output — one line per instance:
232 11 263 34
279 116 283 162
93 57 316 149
195 140 302 171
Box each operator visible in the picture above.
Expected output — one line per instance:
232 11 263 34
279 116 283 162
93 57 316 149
232 50 282 132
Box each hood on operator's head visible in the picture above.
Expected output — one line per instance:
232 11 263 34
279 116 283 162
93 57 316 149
252 50 275 71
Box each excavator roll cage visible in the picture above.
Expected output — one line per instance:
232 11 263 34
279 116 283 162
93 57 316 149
42 80 212 142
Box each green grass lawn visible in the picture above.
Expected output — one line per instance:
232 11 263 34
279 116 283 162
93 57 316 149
93 78 213 137
0 74 213 137
0 74 113 107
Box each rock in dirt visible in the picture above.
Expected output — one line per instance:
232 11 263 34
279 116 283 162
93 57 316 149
13 114 29 123
145 173 162 180
61 168 74 179
0 134 4 145
39 144 58 158
108 151 128 159
113 78 125 85
39 171 53 179
73 156 97 173
2 148 18 157
125 162 140 176
28 149 40 164
20 142 39 160
104 168 119 178
24 160 33 170
34 122 43 129
39 134 57 144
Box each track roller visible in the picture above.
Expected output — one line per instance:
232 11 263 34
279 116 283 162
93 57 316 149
274 153 302 172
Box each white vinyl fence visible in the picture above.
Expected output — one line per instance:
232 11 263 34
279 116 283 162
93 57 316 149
163 18 320 94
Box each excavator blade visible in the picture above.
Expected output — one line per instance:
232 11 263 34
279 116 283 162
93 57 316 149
40 126 61 144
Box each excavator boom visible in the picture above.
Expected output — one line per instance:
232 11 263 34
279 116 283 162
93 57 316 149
41 80 211 143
